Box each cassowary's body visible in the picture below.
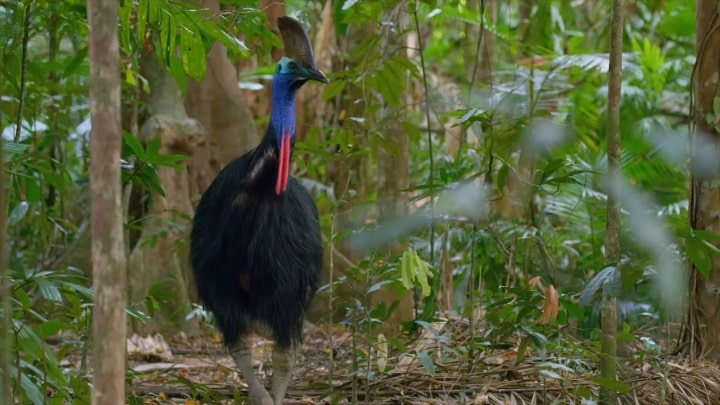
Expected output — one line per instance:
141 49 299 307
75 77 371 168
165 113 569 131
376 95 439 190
191 140 322 348
190 16 327 405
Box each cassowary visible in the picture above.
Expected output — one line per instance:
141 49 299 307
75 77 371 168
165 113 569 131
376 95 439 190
190 16 326 405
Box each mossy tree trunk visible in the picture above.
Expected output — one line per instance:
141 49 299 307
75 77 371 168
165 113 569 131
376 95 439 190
601 0 623 403
686 0 720 363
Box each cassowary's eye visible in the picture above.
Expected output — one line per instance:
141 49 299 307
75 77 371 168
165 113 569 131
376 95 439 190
289 62 297 70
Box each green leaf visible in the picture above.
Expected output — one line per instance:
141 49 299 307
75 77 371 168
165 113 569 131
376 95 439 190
497 163 509 191
62 282 94 301
164 13 177 63
177 7 250 57
119 0 132 50
18 368 45 405
135 164 165 197
539 369 563 380
706 113 715 126
168 54 187 94
123 132 146 159
399 249 432 296
375 67 401 107
33 320 63 339
412 253 432 297
35 277 63 302
145 136 162 159
8 201 29 225
343 0 360 10
14 288 31 309
35 166 67 193
516 336 531 363
181 28 206 81
686 238 712 277
323 80 346 101
62 46 88 78
2 140 29 158
400 250 413 290
456 108 490 127
684 230 720 277
137 0 149 40
126 307 151 323
540 159 567 182
590 376 630 393
580 266 620 306
148 0 158 24
417 351 436 375
151 153 187 171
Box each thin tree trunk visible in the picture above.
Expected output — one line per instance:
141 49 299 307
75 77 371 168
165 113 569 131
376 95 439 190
326 20 376 322
601 0 623 402
87 0 127 403
301 0 340 322
686 0 720 362
466 0 496 86
0 118 11 405
518 0 535 45
372 2 415 331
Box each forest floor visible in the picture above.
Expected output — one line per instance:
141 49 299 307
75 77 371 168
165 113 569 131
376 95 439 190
125 319 720 404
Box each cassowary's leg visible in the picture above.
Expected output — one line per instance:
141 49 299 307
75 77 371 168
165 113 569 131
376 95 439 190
270 344 296 404
228 340 272 405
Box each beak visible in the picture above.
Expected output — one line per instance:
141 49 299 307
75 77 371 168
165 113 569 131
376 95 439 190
306 67 329 84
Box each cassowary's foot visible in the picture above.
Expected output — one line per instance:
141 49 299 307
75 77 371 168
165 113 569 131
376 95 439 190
228 340 273 405
271 344 297 405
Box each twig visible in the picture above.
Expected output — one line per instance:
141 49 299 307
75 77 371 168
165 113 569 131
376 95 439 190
14 1 31 143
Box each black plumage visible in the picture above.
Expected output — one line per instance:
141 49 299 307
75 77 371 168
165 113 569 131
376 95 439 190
191 150 322 348
190 16 327 405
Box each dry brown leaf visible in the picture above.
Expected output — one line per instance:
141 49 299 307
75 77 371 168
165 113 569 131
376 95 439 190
540 284 559 324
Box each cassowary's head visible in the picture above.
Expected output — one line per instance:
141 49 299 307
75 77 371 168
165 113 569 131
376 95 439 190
276 16 328 84
275 56 328 89
271 17 328 195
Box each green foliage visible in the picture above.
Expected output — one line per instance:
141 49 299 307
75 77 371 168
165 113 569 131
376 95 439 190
399 248 432 297
121 133 187 197
0 0 703 401
118 0 274 91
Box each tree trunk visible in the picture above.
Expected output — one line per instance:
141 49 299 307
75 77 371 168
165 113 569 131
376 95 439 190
128 49 203 335
686 0 720 362
601 0 623 402
87 0 126 402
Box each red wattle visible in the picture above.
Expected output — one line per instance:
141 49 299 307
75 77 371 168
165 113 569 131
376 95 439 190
275 134 291 195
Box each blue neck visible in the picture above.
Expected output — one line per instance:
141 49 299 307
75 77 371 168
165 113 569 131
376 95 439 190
268 74 300 144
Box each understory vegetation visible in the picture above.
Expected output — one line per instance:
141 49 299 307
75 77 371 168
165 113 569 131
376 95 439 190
2 0 718 403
